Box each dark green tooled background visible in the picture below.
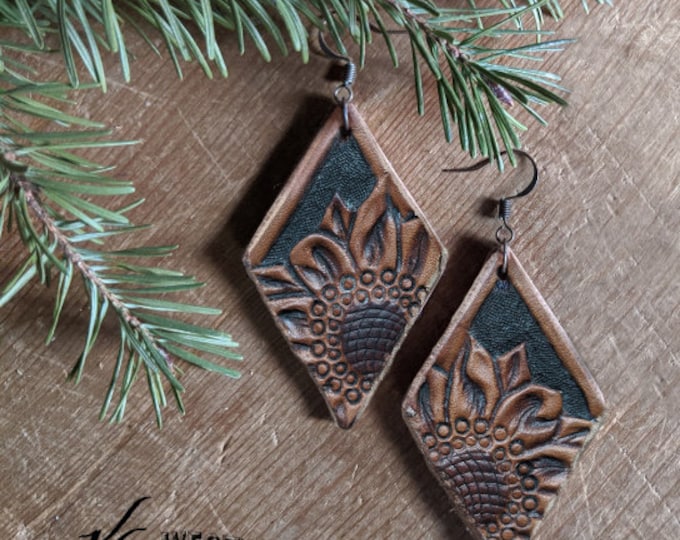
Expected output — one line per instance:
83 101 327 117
262 134 376 267
469 279 593 420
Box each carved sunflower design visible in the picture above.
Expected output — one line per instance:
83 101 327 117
252 177 443 426
410 336 593 540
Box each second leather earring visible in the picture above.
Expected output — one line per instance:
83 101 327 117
244 39 447 428
403 153 605 539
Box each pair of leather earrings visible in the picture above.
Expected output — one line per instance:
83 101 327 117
243 43 604 540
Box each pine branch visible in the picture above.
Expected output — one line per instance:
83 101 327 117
0 73 241 427
369 0 576 167
0 0 609 164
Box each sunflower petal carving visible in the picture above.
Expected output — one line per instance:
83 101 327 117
412 336 592 539
403 249 605 539
244 105 446 428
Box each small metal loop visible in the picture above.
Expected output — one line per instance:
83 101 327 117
333 85 353 132
333 85 354 105
495 224 514 245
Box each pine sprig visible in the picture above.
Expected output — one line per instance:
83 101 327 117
375 0 576 167
1 74 241 427
1 1 609 164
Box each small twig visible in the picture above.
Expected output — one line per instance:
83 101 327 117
10 172 175 372
382 0 464 58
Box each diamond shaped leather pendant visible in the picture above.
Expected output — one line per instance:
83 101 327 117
403 248 605 539
244 104 447 428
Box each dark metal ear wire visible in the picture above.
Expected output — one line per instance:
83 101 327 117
444 150 539 275
317 31 356 132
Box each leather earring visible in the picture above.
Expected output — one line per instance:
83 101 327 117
402 151 605 539
244 35 447 429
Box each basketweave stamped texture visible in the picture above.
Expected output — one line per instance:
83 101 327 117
403 249 605 540
244 103 447 429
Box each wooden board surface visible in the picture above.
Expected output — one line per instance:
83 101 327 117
1 2 679 539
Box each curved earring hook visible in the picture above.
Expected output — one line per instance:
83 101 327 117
316 30 356 132
443 149 539 202
317 31 352 67
503 150 538 202
444 149 540 276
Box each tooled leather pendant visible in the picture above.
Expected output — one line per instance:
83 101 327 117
244 104 447 429
403 248 605 539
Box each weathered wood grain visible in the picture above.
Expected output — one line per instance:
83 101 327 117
1 2 679 539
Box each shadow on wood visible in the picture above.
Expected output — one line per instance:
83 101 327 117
206 95 337 422
369 235 492 539
390 235 493 394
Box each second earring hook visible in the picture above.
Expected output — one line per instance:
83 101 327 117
445 149 539 275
